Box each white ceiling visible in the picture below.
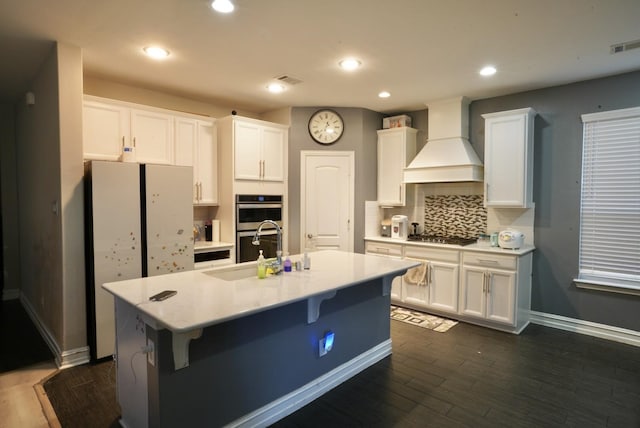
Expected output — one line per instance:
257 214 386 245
1 0 639 114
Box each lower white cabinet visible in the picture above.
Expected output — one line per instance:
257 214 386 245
460 265 516 325
364 238 533 334
364 241 403 301
460 251 531 332
403 246 459 314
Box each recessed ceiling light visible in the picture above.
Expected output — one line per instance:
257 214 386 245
211 0 234 13
267 83 286 93
143 46 170 59
338 58 362 71
378 91 391 98
480 65 497 76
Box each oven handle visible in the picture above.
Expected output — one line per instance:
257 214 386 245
237 203 283 209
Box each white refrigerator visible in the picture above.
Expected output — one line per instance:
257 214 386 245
85 160 193 360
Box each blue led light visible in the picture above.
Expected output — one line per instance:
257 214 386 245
324 331 334 352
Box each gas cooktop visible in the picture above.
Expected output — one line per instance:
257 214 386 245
407 235 477 246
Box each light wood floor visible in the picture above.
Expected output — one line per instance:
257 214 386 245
0 361 58 428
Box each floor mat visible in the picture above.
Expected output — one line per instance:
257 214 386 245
390 305 458 332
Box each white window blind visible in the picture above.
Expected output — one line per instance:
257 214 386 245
578 107 640 293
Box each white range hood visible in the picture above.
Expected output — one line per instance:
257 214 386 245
404 97 483 183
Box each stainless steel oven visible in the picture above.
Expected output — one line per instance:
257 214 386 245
235 195 283 263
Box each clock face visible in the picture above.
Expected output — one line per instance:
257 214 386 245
308 110 344 144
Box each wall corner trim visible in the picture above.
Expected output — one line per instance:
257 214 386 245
530 310 640 347
20 294 90 369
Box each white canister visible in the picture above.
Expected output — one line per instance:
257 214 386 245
211 220 220 242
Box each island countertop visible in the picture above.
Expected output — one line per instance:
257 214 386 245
102 250 418 333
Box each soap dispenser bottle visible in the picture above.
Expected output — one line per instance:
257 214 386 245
257 250 266 279
283 253 292 272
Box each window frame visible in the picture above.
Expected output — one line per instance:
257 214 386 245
574 106 640 297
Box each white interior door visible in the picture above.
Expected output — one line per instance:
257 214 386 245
301 151 354 252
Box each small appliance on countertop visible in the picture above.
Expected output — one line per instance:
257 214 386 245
391 215 409 240
498 229 525 249
380 219 391 237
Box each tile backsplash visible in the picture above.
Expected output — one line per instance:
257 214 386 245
423 195 487 238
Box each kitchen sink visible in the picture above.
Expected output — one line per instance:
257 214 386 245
204 264 257 281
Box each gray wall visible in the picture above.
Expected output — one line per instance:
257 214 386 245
469 70 640 331
288 107 382 254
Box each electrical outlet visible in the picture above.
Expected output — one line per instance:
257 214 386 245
147 338 155 366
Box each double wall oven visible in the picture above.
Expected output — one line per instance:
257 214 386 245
235 194 283 263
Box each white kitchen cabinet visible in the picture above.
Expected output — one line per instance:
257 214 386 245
377 127 417 206
482 108 536 208
233 118 286 181
403 245 459 314
83 100 128 161
130 109 174 165
175 117 218 205
83 96 174 165
365 241 403 301
460 251 531 332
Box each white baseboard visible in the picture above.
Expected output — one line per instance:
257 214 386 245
228 339 393 428
530 310 640 348
20 294 90 369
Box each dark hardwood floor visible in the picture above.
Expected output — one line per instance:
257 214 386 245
274 320 640 428
42 318 639 427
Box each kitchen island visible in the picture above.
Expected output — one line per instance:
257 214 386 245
103 250 417 427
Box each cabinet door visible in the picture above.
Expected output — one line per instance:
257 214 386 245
234 121 262 180
377 131 405 206
428 261 459 313
484 113 527 207
486 269 516 325
261 126 285 181
402 262 429 308
460 266 486 319
196 121 218 205
83 101 128 161
131 109 174 164
174 118 198 202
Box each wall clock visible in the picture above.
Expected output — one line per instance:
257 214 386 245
308 109 344 144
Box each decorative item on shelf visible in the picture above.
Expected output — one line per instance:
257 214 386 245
383 114 411 129
204 220 212 241
308 109 344 144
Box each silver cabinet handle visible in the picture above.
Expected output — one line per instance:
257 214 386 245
487 272 491 294
122 136 125 148
133 137 136 147
399 184 402 201
482 272 487 293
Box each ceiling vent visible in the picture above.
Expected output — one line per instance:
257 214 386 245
610 39 640 54
275 75 303 85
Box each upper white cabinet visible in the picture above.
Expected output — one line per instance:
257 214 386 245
83 97 175 164
231 118 286 182
482 108 536 208
83 100 128 161
377 127 417 206
175 117 218 205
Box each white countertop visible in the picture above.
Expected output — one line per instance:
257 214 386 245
365 236 535 256
102 250 418 333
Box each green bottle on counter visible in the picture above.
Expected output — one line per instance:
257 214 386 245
257 250 266 279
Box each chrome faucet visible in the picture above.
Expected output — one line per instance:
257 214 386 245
252 220 283 271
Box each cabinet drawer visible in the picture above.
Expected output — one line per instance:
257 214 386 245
404 245 459 263
462 252 517 270
365 241 403 257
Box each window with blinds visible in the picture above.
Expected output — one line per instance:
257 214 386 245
576 106 640 294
